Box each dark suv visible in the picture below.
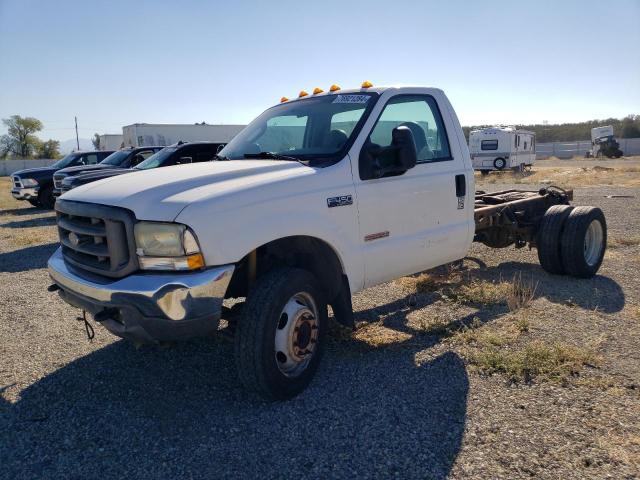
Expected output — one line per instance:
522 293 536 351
11 150 114 209
59 142 226 195
53 146 163 197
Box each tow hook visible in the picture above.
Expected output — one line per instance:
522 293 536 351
93 308 119 323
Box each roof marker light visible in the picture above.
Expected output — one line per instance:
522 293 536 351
280 96 289 103
361 80 373 88
329 84 341 92
298 90 309 98
313 87 323 94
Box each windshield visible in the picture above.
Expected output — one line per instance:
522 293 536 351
51 153 79 169
218 93 378 165
135 147 174 170
100 150 131 166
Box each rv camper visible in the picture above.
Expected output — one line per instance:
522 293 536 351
469 127 536 174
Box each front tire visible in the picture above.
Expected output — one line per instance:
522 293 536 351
234 267 327 400
38 185 55 209
560 206 606 278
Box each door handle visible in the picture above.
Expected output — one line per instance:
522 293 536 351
455 174 466 197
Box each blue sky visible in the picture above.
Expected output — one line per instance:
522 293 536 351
1 0 639 143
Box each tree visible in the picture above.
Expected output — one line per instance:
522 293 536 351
0 115 43 158
37 139 61 159
620 115 640 138
92 133 101 150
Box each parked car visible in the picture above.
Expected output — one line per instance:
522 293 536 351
58 142 226 195
11 150 114 208
53 146 163 197
48 84 607 400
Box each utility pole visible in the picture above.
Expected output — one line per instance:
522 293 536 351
75 116 80 151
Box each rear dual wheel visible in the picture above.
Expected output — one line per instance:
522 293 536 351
537 205 606 278
234 267 327 401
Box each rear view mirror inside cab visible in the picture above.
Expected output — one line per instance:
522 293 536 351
177 156 193 164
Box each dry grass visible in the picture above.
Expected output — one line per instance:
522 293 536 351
478 165 640 187
397 267 462 293
609 235 640 248
0 176 18 211
0 226 58 248
446 279 512 305
466 341 600 382
351 322 412 348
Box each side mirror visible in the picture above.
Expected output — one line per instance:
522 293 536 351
177 156 193 164
392 126 418 171
360 126 417 180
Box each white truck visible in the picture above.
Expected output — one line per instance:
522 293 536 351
48 85 607 400
469 126 536 174
122 123 245 148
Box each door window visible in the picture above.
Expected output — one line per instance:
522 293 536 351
367 95 451 163
84 154 98 165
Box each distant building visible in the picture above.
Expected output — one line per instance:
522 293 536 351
98 134 124 151
122 123 245 148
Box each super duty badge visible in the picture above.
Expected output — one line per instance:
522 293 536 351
327 195 353 208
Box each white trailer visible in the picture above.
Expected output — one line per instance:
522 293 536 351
469 127 535 173
122 124 245 148
98 134 124 151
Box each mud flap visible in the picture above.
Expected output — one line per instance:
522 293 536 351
330 274 354 329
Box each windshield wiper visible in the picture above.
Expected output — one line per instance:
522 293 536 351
244 152 306 164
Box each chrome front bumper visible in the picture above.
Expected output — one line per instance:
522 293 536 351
48 248 235 343
11 187 39 200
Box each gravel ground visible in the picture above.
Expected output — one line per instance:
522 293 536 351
1 174 639 479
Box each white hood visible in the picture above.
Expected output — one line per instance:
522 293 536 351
60 160 314 221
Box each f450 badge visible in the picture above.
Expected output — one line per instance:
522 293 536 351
327 195 353 208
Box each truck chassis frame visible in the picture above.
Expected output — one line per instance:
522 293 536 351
474 187 572 249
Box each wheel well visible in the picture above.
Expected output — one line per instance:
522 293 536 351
225 236 346 301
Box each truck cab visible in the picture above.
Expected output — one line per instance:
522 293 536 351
47 85 606 400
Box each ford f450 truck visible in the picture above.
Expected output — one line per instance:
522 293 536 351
47 85 607 400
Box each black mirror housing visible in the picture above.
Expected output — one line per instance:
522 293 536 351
392 126 417 170
359 125 418 180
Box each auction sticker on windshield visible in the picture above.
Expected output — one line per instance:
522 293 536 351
332 94 370 104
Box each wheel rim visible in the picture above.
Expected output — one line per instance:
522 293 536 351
496 159 505 169
274 292 319 377
584 219 604 267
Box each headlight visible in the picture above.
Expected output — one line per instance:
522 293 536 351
134 222 204 271
21 178 39 187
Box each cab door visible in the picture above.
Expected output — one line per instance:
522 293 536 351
353 93 471 288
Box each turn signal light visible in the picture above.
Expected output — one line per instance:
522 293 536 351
361 80 373 88
329 84 341 92
313 87 323 94
187 253 205 270
280 96 289 103
299 90 309 98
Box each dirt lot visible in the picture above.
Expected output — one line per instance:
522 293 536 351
1 162 639 479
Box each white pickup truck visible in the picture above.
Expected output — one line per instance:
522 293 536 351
48 84 607 400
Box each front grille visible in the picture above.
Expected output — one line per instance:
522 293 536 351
12 176 22 188
56 199 138 278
